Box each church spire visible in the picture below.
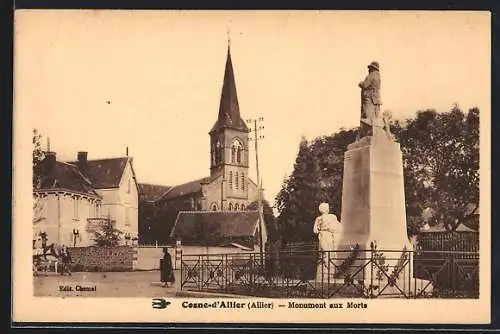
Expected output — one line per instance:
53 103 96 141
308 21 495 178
210 41 249 134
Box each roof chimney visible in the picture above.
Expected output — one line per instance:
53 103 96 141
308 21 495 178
77 151 88 173
44 151 56 175
78 151 87 164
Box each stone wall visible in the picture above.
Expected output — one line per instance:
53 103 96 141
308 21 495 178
69 246 138 272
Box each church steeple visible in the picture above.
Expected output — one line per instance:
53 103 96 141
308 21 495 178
210 44 249 134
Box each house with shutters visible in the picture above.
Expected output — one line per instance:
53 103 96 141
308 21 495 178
138 44 267 250
33 151 139 247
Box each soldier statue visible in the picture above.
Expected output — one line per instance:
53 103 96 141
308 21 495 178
358 61 382 138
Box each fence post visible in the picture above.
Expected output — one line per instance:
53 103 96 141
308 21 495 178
250 253 254 293
408 250 412 298
370 242 375 298
180 250 183 290
450 251 455 296
223 254 227 293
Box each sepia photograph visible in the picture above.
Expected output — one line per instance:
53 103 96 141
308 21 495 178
13 10 490 324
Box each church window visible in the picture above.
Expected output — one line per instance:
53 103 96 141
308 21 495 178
241 204 245 211
211 146 216 165
235 203 239 211
241 173 245 190
211 203 218 211
216 141 222 163
229 171 233 188
235 172 239 189
229 202 233 211
231 140 243 164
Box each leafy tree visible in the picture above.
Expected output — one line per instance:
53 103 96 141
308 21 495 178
274 106 479 239
155 199 193 244
275 137 329 242
138 200 162 244
397 106 479 232
247 199 278 242
33 128 45 189
32 128 45 225
308 128 358 218
92 217 123 246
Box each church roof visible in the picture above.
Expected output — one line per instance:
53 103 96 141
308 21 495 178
170 211 260 240
159 172 222 201
210 46 249 134
67 157 130 189
138 183 172 202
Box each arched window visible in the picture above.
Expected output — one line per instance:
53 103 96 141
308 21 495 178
211 145 216 165
211 203 218 211
216 141 222 163
229 202 233 211
235 203 239 211
237 147 242 164
241 204 245 211
235 172 239 189
229 171 233 189
231 140 243 164
241 173 245 190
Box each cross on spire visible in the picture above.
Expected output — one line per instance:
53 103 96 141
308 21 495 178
226 26 231 48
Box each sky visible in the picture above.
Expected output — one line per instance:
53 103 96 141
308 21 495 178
15 10 490 208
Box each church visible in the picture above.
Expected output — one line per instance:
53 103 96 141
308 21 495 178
138 44 266 248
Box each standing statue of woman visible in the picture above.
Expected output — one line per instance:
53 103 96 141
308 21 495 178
313 203 342 282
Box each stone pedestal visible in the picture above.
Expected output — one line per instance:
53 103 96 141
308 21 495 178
334 134 431 296
338 135 410 251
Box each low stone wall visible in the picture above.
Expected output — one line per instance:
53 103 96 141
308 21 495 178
135 247 180 270
69 246 137 272
135 247 164 271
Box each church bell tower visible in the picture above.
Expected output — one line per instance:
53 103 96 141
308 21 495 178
209 44 251 209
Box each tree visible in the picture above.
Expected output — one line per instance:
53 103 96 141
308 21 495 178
33 128 45 188
308 128 358 218
275 137 330 242
32 128 45 225
274 106 479 239
397 106 479 232
155 199 193 244
247 199 278 242
91 217 123 246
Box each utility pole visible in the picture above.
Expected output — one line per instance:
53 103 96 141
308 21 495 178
247 117 265 263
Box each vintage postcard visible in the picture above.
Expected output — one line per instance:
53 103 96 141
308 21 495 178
13 10 491 324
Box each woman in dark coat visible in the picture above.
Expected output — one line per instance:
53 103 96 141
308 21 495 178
160 247 175 288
